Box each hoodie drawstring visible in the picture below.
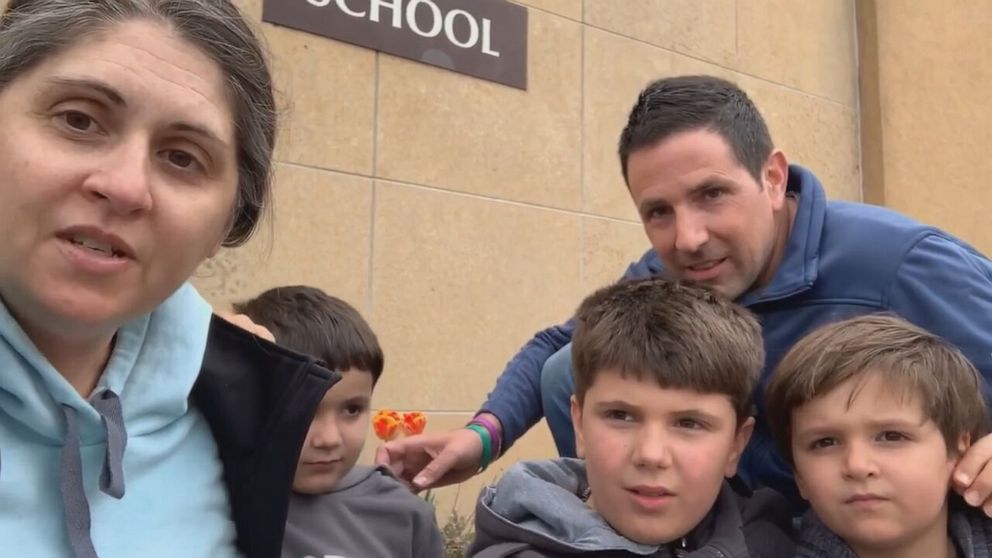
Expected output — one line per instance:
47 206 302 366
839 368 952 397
58 390 128 558
92 391 127 498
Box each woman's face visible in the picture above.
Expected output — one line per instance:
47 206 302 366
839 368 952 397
0 20 239 339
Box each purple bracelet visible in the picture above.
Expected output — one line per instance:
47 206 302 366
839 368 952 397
469 415 503 458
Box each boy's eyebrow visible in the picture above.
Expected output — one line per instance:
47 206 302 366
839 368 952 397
669 408 724 423
792 425 837 439
591 400 641 413
345 395 371 404
864 416 928 429
590 401 724 422
592 399 636 408
794 416 928 437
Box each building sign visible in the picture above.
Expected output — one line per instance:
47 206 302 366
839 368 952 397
263 0 528 90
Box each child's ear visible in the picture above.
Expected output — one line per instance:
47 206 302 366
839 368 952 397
795 471 809 501
724 416 755 477
570 395 586 459
957 433 973 456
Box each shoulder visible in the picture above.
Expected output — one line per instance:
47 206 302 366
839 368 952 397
623 248 663 279
359 466 437 517
734 488 797 556
813 201 986 291
821 200 936 259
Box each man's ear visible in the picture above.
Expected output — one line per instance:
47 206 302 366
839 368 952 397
570 395 585 459
724 416 755 477
762 149 789 210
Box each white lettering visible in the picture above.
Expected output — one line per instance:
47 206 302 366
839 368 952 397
306 0 504 59
370 0 402 28
443 9 479 49
481 18 501 57
405 0 443 38
334 0 366 17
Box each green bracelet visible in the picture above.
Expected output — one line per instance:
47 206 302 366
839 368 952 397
465 423 493 472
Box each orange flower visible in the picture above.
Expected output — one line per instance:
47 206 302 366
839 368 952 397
402 411 427 436
372 409 401 441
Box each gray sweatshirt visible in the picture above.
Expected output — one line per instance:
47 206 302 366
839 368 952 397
281 465 444 558
468 458 795 558
795 497 992 558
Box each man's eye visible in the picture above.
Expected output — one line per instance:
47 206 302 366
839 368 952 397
647 207 671 219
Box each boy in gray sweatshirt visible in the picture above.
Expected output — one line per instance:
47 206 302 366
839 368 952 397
469 277 795 557
766 314 992 558
237 286 444 558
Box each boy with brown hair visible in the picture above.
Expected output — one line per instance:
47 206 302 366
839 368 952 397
469 277 795 557
766 314 992 558
235 285 444 558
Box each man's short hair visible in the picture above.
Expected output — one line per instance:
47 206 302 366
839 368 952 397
571 277 763 423
765 313 989 463
618 75 774 184
234 285 384 384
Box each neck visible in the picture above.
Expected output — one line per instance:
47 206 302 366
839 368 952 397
755 195 798 290
852 507 955 558
15 314 116 398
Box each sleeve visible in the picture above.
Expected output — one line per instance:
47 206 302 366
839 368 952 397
885 234 992 393
479 248 660 448
412 499 446 558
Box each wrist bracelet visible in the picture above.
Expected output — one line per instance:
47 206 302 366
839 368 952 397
471 415 503 458
465 423 493 472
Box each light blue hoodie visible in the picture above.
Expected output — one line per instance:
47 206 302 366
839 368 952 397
0 283 240 557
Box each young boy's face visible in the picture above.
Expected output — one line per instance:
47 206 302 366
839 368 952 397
791 370 967 555
293 368 374 494
570 369 753 545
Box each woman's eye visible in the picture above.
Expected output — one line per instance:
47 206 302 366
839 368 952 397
60 110 98 132
167 150 196 169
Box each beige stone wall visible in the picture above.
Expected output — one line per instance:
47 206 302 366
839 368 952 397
190 0 862 518
859 0 992 254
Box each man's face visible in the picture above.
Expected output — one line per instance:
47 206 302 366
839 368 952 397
791 371 963 556
293 369 373 494
571 370 752 545
626 129 788 300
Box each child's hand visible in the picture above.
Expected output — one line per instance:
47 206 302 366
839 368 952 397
953 433 992 516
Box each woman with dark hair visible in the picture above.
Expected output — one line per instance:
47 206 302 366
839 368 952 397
0 2 336 557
